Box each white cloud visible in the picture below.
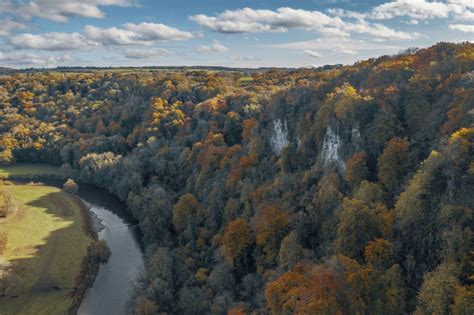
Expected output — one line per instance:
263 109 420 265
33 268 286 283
400 19 419 25
123 48 172 59
0 18 28 37
124 22 196 41
267 37 401 52
191 7 344 33
84 22 195 46
84 25 146 45
196 40 229 53
327 8 366 19
6 21 195 52
191 7 419 40
449 24 474 33
0 0 137 23
0 51 73 67
304 50 322 58
9 32 96 51
231 55 259 61
369 0 451 20
455 10 474 20
330 0 474 21
344 21 422 40
339 48 358 55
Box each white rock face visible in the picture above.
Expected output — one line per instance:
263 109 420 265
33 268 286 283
270 119 289 154
321 126 344 168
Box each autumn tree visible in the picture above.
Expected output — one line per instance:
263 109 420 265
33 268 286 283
305 171 342 253
255 202 289 266
336 198 387 261
279 231 304 270
0 149 14 165
416 263 460 315
265 269 307 315
134 296 159 315
296 266 346 315
63 179 79 194
221 218 253 266
345 151 369 187
377 137 412 194
364 238 394 270
172 193 205 242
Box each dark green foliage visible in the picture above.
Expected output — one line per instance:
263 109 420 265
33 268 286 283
0 43 473 314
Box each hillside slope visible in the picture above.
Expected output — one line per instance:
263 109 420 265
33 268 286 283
0 42 473 314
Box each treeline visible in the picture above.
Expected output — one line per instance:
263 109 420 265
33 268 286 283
0 42 473 314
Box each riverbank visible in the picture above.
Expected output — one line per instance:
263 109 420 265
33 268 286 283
1 164 144 314
0 183 95 314
68 196 109 313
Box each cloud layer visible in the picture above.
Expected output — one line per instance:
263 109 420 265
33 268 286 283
196 40 229 53
190 7 420 40
0 0 137 22
330 0 474 22
8 22 196 51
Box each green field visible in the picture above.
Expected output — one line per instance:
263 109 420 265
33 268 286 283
0 184 93 314
0 164 61 179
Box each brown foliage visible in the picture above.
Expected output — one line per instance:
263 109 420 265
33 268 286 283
255 202 289 247
221 218 253 264
345 151 368 187
377 137 412 193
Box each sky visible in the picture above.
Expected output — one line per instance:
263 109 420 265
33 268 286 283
0 0 473 68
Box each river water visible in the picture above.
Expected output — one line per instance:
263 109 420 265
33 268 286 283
77 185 144 315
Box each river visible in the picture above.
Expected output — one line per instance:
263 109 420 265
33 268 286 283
77 185 144 315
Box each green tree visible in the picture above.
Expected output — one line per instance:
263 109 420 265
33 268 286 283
417 263 459 315
172 193 204 242
336 198 386 260
279 231 304 269
378 138 412 194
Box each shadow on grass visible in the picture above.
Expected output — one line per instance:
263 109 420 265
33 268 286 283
0 189 93 313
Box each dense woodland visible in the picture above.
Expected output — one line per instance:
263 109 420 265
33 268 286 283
0 42 473 314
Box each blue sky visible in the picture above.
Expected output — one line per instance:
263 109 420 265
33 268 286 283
0 0 472 68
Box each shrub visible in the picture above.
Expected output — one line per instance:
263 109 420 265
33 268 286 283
63 179 79 194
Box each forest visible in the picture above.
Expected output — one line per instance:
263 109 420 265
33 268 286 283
0 42 473 314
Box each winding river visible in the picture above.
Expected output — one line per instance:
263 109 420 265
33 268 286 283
77 185 144 315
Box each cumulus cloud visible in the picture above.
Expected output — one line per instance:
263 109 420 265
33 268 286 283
190 7 345 33
0 18 28 37
190 7 419 40
196 40 229 53
123 48 172 59
0 0 137 23
0 51 74 67
9 32 96 51
449 24 474 33
344 21 422 40
84 22 195 45
330 0 474 21
304 50 322 58
124 22 196 40
369 0 452 20
84 25 146 45
8 22 195 51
